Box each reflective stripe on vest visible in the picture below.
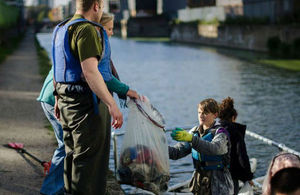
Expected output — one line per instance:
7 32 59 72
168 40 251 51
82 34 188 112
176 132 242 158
192 129 225 170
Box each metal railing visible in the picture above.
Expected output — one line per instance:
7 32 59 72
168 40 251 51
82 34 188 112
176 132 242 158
112 127 300 172
245 130 300 157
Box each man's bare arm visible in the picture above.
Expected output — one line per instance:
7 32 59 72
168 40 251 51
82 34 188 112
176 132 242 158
81 57 123 129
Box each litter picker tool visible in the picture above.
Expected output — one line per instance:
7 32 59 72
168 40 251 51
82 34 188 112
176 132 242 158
5 142 51 176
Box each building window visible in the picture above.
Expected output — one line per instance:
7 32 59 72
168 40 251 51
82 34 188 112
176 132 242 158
109 0 121 13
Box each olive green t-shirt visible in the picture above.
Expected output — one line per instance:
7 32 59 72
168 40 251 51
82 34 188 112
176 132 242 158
68 14 102 62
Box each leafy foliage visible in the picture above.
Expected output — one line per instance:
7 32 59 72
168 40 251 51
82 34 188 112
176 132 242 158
0 0 19 29
267 36 300 59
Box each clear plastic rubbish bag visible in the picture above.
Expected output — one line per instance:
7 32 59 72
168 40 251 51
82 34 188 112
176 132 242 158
238 182 254 195
117 97 170 194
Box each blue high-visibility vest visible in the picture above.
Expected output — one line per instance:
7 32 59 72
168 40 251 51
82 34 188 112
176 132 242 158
52 18 112 114
52 18 112 83
192 128 227 170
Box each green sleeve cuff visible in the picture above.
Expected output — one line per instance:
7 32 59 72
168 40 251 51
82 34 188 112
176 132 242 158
106 76 129 96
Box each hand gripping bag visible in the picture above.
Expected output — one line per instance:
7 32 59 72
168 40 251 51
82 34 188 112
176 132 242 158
117 98 170 194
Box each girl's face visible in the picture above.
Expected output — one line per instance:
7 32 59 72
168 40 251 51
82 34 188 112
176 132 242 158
104 20 114 37
198 107 217 127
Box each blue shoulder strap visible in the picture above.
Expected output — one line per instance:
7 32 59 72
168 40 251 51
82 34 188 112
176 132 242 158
52 18 104 72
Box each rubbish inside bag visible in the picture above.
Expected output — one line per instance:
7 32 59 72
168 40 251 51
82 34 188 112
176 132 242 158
118 144 170 194
117 98 170 194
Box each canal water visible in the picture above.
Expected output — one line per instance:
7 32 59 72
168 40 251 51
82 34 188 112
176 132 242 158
37 33 300 192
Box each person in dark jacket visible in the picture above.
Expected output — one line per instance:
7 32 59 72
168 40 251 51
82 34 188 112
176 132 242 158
219 97 253 195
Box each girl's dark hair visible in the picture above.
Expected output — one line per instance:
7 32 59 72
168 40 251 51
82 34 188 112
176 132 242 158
271 168 300 195
219 97 237 122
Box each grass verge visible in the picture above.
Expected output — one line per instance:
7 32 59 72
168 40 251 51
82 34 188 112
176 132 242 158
129 37 170 42
258 59 300 71
0 33 24 64
34 35 53 133
216 47 300 71
34 36 52 80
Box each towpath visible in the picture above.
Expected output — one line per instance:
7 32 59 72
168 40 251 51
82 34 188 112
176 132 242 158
0 29 124 195
0 29 54 194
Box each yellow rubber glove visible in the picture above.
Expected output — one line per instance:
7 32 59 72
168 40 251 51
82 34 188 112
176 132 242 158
171 128 192 142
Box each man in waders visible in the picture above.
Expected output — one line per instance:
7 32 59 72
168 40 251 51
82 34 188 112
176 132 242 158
52 0 123 194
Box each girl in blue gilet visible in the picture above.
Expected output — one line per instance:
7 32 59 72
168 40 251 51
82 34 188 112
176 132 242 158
169 98 234 195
